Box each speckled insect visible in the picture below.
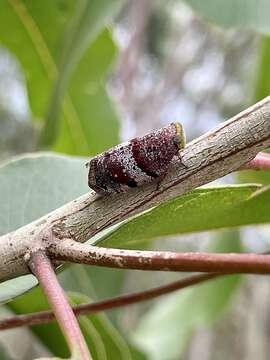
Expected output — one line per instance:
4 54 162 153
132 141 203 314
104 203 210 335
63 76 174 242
86 122 186 195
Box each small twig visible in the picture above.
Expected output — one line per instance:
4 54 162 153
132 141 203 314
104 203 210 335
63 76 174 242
240 151 270 170
49 239 270 274
0 273 218 330
28 251 91 360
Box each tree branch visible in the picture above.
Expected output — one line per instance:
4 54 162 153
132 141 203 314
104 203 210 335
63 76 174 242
28 251 91 360
48 239 270 274
0 273 218 330
1 96 270 281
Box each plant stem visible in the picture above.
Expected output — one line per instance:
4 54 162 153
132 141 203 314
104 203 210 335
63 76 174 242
240 151 270 170
0 273 218 330
49 239 270 274
28 251 91 360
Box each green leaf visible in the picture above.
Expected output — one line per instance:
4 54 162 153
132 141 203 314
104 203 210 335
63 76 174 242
185 0 270 36
0 343 14 360
40 0 123 149
0 153 88 302
132 233 242 360
34 353 89 359
0 153 88 236
239 165 270 186
8 288 133 360
253 36 270 102
59 264 126 309
98 184 270 248
70 292 133 360
54 30 120 155
0 0 121 154
0 275 38 304
57 261 126 328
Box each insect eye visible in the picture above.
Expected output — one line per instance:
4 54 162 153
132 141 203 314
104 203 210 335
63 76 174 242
127 179 137 188
95 175 102 184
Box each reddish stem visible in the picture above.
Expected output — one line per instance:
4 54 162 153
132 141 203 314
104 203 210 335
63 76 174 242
28 251 91 360
241 151 270 170
49 240 270 274
0 273 218 330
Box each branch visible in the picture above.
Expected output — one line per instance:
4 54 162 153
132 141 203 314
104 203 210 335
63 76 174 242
48 239 270 274
0 273 218 330
1 96 270 281
28 251 91 360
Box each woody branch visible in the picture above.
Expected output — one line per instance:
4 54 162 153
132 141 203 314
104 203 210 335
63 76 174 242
0 96 270 281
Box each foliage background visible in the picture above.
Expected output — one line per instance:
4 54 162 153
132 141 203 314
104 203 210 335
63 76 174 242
0 0 270 359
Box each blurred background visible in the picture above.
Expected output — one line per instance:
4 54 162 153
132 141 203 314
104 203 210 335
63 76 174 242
0 0 270 359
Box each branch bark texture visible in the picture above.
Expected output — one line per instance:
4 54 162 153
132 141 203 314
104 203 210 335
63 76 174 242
1 96 270 281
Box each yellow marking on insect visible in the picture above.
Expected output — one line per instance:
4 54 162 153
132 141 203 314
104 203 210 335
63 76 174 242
174 122 186 150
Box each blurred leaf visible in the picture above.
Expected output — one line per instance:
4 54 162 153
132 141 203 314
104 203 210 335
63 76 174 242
8 286 68 356
0 153 88 302
70 292 134 360
58 262 126 327
9 288 134 359
0 0 121 154
0 275 37 304
40 0 123 148
185 0 270 35
98 184 270 248
59 264 126 307
132 233 242 360
35 358 62 360
0 153 88 236
54 30 120 155
0 342 14 360
253 36 270 102
238 167 270 185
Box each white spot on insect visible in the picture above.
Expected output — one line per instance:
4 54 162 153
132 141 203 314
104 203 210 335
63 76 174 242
116 143 151 184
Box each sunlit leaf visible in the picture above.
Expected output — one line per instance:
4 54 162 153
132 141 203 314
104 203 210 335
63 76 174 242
0 0 122 154
99 184 270 248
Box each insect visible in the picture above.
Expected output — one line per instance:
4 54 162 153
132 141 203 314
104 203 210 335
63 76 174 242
86 122 186 195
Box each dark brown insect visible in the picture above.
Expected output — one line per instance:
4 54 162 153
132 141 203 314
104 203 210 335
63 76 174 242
86 122 186 195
